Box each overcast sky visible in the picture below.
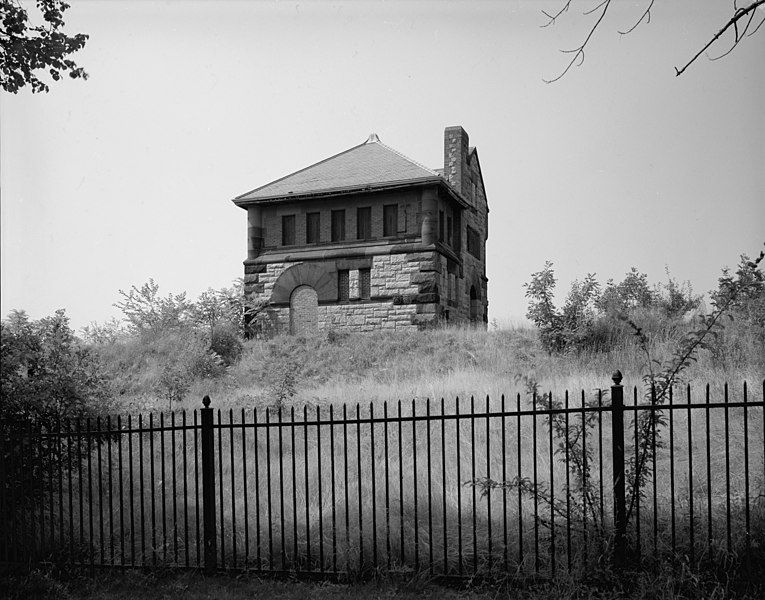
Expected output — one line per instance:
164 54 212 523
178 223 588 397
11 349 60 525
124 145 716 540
2 0 763 331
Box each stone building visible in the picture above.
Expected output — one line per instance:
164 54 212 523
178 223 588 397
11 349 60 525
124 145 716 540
232 126 489 334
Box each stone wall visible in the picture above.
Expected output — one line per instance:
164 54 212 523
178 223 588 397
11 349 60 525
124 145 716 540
246 250 439 334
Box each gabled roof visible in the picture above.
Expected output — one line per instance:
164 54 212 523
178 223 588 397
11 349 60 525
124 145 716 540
234 134 446 204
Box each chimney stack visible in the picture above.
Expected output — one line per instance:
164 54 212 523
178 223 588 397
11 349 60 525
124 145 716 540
444 126 470 197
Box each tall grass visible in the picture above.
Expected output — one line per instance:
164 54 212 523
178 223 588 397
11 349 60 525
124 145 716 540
13 380 763 578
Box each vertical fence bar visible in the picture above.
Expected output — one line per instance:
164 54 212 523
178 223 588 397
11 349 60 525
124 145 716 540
253 408 260 570
117 416 124 565
291 407 298 569
412 399 419 572
687 384 694 565
172 412 178 566
633 386 640 563
517 393 523 572
87 418 94 571
565 390 571 573
149 413 156 567
397 401 404 568
611 371 626 570
743 381 750 564
486 395 492 573
330 405 337 574
307 404 314 569
230 409 237 569
470 396 477 574
724 383 731 553
501 394 508 573
49 420 56 559
426 399 432 574
548 391 555 576
669 385 676 558
128 415 135 566
344 404 351 570
278 407 285 570
183 411 189 568
318 405 325 572
217 409 224 568
106 417 113 565
581 389 588 569
97 417 104 566
369 403 376 572
532 392 539 574
160 413 166 564
441 398 448 575
265 408 273 569
384 402 391 572
240 408 248 570
356 403 363 570
194 410 201 567
651 385 658 563
58 415 65 560
456 397 462 575
705 384 712 552
200 396 217 573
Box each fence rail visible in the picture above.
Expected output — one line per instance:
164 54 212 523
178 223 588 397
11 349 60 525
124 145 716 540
1 374 763 578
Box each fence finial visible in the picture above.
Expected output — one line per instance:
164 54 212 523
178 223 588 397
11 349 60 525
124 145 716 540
202 395 211 408
612 370 623 385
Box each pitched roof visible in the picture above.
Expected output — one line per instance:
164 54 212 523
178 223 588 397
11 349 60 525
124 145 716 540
234 134 443 203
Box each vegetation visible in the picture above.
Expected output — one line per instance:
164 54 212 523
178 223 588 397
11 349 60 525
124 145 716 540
1 254 763 593
0 0 89 93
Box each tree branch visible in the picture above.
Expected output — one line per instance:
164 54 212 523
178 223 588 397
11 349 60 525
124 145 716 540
544 0 612 84
618 0 654 35
674 0 765 76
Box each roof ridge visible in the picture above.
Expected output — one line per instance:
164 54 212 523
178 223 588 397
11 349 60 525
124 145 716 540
234 139 370 201
372 139 442 178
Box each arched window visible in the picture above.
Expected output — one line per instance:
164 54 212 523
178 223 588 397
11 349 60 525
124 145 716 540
290 285 318 335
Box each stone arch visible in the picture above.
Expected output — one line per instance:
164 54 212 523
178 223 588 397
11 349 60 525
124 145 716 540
290 285 318 335
271 262 338 304
469 283 481 323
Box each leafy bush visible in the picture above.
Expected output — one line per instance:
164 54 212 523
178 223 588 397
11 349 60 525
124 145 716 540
525 263 703 355
1 309 114 557
1 309 113 424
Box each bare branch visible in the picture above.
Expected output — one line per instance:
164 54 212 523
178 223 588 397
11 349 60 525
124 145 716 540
618 0 654 35
748 13 765 35
544 0 612 84
541 1 573 28
675 0 765 76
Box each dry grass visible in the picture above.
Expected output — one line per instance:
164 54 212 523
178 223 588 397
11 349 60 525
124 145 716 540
11 326 764 579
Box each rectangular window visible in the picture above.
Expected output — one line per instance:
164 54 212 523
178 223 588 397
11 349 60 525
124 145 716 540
359 268 371 299
306 212 320 244
447 215 453 247
338 269 349 301
331 209 346 242
357 207 372 240
467 226 481 258
383 204 398 237
282 214 295 246
438 210 444 242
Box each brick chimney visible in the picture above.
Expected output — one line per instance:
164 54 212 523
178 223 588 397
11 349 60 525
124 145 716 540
444 126 470 197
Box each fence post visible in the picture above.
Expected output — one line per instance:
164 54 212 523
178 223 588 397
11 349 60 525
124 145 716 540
201 395 217 572
611 370 627 569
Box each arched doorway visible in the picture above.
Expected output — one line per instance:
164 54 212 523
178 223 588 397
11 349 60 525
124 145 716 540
470 285 481 324
290 285 318 335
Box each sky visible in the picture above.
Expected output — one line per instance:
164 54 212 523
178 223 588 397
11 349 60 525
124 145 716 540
2 0 763 332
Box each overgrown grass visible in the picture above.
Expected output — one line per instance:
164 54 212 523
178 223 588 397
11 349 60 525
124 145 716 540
3 564 765 600
92 324 764 412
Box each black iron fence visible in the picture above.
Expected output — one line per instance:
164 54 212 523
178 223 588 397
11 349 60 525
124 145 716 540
1 374 763 578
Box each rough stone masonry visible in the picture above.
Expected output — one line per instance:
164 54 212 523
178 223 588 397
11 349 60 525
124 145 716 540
232 126 489 335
